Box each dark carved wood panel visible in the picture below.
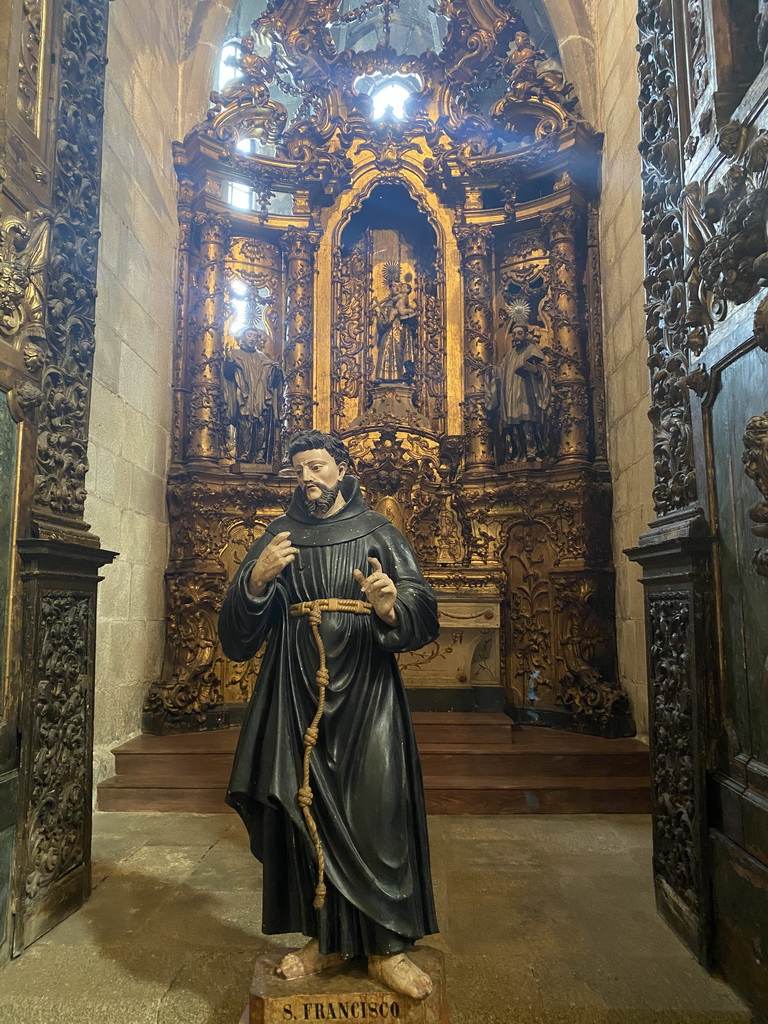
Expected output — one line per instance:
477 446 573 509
13 540 113 952
647 594 699 912
35 0 110 522
635 0 768 1012
23 592 92 903
1 0 114 961
637 0 696 515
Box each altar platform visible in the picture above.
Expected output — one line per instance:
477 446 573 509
98 714 650 815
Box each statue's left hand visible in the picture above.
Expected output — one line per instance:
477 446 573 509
353 557 398 626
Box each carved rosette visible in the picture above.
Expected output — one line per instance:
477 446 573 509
541 207 590 461
455 224 494 473
647 595 699 912
282 229 320 440
34 0 110 519
638 0 696 513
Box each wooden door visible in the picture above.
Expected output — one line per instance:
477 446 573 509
0 0 113 961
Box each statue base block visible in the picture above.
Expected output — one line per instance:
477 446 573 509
241 946 448 1024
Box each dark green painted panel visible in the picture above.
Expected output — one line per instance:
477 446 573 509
712 831 768 1019
712 347 768 764
0 397 18 700
0 824 14 950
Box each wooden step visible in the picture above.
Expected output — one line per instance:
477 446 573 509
98 713 651 816
411 712 514 745
418 742 649 778
114 743 649 780
98 775 234 814
422 775 651 814
97 772 651 815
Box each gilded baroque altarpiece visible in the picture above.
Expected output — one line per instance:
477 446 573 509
145 0 634 739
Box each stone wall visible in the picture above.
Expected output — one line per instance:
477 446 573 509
87 2 183 785
590 0 654 739
87 1 233 786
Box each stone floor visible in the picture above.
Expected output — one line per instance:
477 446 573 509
0 812 753 1024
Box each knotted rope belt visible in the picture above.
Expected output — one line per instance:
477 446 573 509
289 598 372 909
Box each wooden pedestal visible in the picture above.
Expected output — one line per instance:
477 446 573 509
241 946 448 1024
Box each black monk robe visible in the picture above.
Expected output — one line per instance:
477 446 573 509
218 476 440 956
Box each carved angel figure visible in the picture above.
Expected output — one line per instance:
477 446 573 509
0 213 49 342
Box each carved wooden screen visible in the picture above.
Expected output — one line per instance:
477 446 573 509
0 0 114 961
632 0 768 1013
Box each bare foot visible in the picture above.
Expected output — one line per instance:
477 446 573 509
368 952 433 1000
276 938 346 980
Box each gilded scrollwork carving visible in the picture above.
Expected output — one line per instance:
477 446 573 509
504 519 555 704
555 576 629 733
145 574 227 721
24 593 91 899
283 229 320 440
743 410 768 578
456 224 494 471
17 0 45 132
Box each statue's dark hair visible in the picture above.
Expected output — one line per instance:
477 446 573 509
288 430 350 466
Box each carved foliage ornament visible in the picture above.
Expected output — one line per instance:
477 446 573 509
647 594 699 911
638 0 697 514
25 593 91 899
35 0 110 518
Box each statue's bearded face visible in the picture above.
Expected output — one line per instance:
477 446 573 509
292 448 347 517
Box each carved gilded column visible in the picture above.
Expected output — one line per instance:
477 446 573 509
187 212 229 462
282 229 320 438
542 207 590 462
455 225 494 473
172 170 195 464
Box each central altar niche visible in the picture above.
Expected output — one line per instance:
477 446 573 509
332 183 444 435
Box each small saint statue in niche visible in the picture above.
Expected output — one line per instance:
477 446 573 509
373 262 418 385
488 318 553 462
224 327 282 464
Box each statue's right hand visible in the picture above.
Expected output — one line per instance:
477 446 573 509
248 532 299 596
